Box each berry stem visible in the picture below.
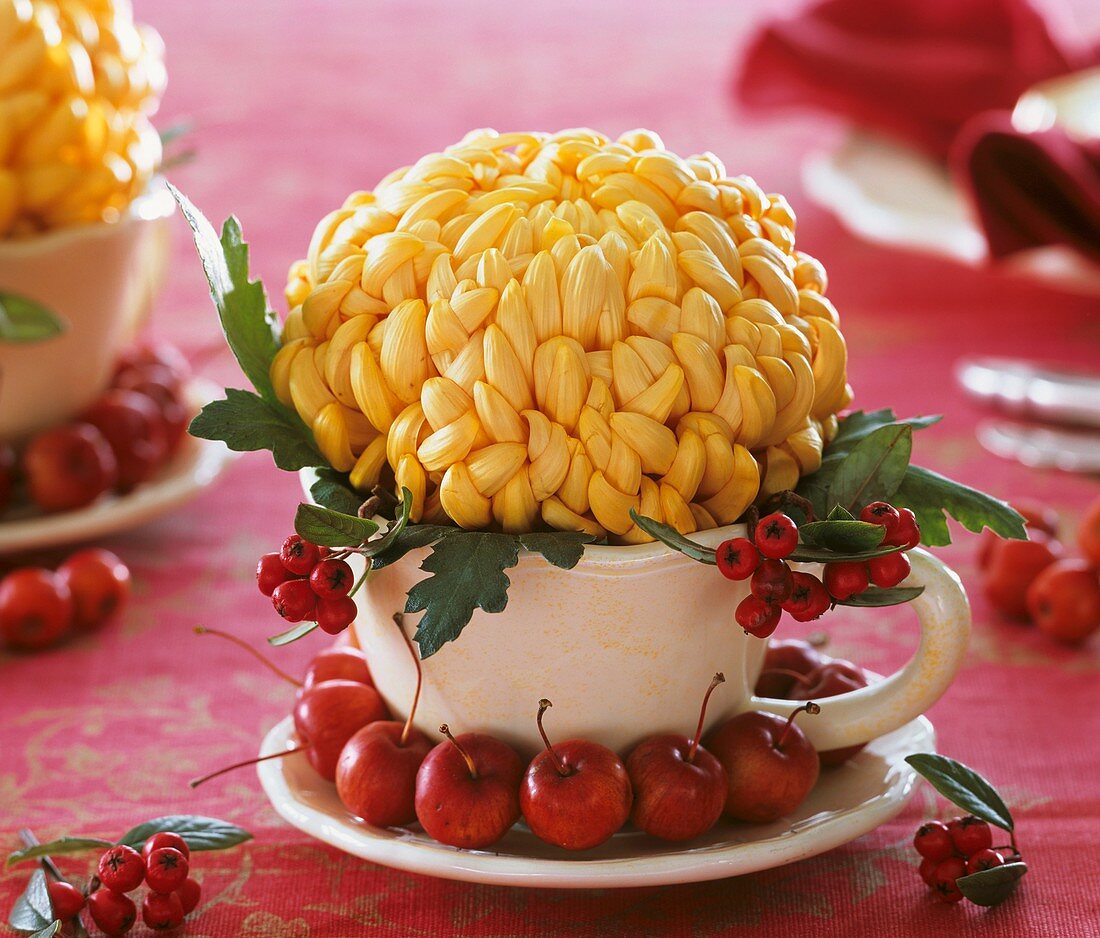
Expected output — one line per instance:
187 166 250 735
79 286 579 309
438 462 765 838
347 566 371 600
394 613 422 748
536 699 570 777
188 744 309 788
686 672 725 764
439 724 478 780
775 701 820 750
193 626 302 687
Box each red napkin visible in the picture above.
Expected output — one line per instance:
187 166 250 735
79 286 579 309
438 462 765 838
953 113 1100 262
736 0 1085 161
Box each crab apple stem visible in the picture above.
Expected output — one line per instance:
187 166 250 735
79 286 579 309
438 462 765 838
347 566 371 599
193 626 302 687
776 701 820 751
536 699 570 777
439 724 478 779
394 613 423 748
188 744 309 788
757 668 814 686
686 672 726 764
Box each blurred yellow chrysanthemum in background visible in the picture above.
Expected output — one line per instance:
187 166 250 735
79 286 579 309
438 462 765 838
0 0 165 236
275 129 852 542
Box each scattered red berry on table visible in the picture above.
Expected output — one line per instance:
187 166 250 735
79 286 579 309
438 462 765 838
750 558 793 604
823 561 869 601
948 815 993 855
142 831 191 863
735 594 781 638
142 889 185 931
930 856 967 903
280 535 321 576
97 844 146 893
0 568 73 651
175 877 202 914
966 848 1006 874
715 537 759 580
56 548 131 631
88 888 137 935
310 558 355 599
913 820 955 861
145 846 189 893
46 880 86 921
754 512 798 559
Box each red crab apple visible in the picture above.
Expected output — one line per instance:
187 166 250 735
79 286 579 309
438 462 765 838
414 725 525 848
1026 559 1100 645
754 638 827 698
82 389 168 491
704 703 821 823
335 614 432 827
977 498 1060 569
302 646 373 689
22 422 117 512
983 535 1062 619
0 442 16 514
791 659 869 766
625 673 728 841
520 699 633 850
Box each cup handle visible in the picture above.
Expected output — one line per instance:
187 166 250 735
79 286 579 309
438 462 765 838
749 548 971 752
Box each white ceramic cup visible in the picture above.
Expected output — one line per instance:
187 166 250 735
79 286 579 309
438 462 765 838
347 522 971 756
0 184 174 441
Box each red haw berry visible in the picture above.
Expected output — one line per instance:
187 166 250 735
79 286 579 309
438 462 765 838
56 548 131 631
0 568 74 651
966 848 1006 874
930 856 967 903
868 551 912 588
97 844 146 893
750 559 793 604
754 512 798 560
88 888 137 935
781 572 831 622
316 596 358 634
141 831 191 863
918 857 939 886
735 594 782 638
310 558 355 599
142 890 185 931
883 507 920 549
913 819 955 862
280 535 321 576
145 846 189 893
860 501 901 534
271 579 318 623
256 552 293 596
46 880 86 920
823 562 869 601
175 877 202 914
715 537 760 581
948 815 993 856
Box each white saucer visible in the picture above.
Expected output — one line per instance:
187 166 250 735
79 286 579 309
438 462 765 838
257 713 935 888
0 379 235 554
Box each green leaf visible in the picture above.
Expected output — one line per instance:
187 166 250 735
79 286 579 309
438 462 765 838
0 293 65 344
405 533 521 657
836 585 924 607
799 519 885 553
118 816 252 852
168 184 280 402
359 488 414 558
309 469 364 516
8 870 52 932
294 503 378 548
370 524 457 570
6 837 113 867
826 504 856 521
829 409 940 452
893 466 1027 548
29 923 61 938
268 621 319 646
518 532 594 568
905 754 1014 831
189 390 324 471
787 543 903 564
828 424 912 512
956 862 1028 907
158 120 193 147
629 511 717 564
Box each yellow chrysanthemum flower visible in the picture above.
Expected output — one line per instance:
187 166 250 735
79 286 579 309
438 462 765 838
274 129 852 541
0 0 165 236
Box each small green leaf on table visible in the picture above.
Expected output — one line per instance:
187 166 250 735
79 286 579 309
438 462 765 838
629 511 716 564
359 488 414 558
835 585 924 607
893 466 1027 548
0 293 65 344
189 389 323 471
294 504 379 548
268 621 319 646
117 815 252 852
828 423 912 513
8 870 53 932
956 862 1028 907
905 754 1014 831
309 469 364 516
6 837 113 868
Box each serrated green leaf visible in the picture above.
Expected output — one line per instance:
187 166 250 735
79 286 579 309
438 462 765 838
309 469 364 516
893 466 1027 547
405 533 521 657
836 585 923 607
169 184 280 402
294 504 378 548
268 621 319 646
370 524 457 570
0 293 66 344
359 488 414 558
956 862 1028 907
629 511 717 564
518 531 594 568
829 409 940 450
189 390 324 471
118 816 252 852
8 870 52 931
829 424 912 512
6 837 113 867
905 754 1014 830
799 519 885 553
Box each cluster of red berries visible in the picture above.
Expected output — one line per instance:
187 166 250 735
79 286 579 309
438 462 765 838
715 502 921 639
46 833 201 934
914 815 1017 904
257 535 357 634
0 548 130 652
0 344 191 516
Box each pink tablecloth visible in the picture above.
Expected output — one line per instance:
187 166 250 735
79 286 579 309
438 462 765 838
3 2 1100 935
